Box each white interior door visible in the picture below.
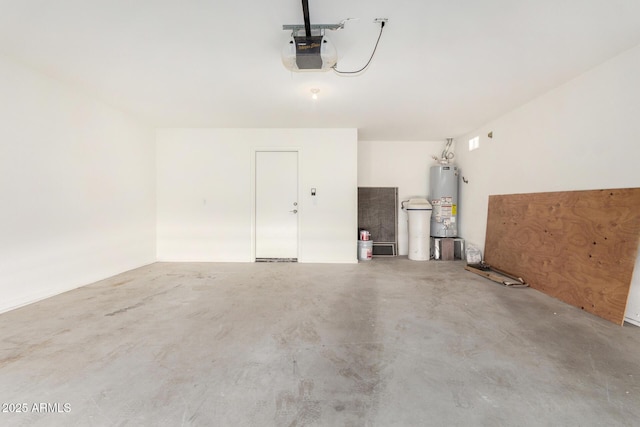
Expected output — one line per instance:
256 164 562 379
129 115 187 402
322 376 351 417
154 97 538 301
255 151 298 260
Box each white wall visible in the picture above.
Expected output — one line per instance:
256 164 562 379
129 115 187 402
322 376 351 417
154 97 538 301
453 43 640 323
358 141 445 256
0 54 156 313
455 43 640 251
156 128 358 263
627 255 640 327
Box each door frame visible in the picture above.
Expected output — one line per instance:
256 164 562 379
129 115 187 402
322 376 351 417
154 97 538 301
251 148 302 262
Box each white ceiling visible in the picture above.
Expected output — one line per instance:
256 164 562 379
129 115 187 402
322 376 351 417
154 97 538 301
1 1 639 140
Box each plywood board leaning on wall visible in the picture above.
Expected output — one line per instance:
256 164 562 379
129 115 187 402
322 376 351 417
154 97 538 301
485 188 640 325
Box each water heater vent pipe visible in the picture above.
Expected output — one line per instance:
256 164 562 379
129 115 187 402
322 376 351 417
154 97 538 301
432 137 455 165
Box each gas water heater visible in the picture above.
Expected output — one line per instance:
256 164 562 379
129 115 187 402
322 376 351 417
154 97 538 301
429 138 459 238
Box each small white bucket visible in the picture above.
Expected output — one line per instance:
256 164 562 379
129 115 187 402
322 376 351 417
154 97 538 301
358 240 373 261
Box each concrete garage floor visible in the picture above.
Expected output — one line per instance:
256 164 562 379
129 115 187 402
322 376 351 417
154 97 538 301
1 258 639 426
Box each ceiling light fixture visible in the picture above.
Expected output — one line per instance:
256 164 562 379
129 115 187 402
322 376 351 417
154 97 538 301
310 88 320 100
